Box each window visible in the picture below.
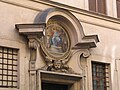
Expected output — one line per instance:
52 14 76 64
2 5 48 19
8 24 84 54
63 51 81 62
89 0 106 14
0 46 18 88
117 0 120 18
92 62 109 90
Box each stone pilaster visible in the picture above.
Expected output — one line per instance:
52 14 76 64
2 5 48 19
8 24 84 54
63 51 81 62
71 49 90 90
28 36 39 90
15 23 45 90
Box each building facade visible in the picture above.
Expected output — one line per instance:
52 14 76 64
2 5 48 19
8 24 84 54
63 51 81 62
0 0 120 90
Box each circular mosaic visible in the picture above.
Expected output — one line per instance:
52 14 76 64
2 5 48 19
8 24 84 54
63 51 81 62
41 21 71 60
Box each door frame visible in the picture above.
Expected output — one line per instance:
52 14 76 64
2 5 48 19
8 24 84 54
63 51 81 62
37 70 82 90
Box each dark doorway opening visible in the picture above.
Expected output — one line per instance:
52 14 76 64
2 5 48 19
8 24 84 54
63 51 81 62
42 82 68 90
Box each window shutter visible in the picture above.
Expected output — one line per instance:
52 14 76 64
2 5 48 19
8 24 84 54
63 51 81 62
89 0 106 14
89 0 96 12
97 0 106 14
117 0 120 18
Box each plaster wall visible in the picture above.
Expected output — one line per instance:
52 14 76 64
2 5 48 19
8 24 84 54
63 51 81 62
0 1 120 90
81 22 120 90
82 22 120 59
0 2 38 43
0 2 39 90
50 0 85 9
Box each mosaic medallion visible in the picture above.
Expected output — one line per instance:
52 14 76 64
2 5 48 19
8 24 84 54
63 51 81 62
41 20 71 60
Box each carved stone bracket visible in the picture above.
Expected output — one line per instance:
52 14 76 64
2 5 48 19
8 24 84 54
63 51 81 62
27 36 41 90
16 24 44 71
69 49 89 75
28 36 40 49
15 23 45 90
27 36 40 71
72 49 90 58
71 49 90 90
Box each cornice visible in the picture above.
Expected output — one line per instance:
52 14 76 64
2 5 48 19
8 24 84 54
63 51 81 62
1 0 120 31
30 0 120 24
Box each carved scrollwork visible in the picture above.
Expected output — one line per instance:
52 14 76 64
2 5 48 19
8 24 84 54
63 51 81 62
72 49 90 58
41 59 76 74
70 49 90 74
81 49 90 58
28 38 39 49
35 36 77 74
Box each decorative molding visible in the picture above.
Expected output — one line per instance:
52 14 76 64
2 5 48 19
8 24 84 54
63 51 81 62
15 8 99 75
15 9 99 90
15 8 100 90
40 49 90 74
75 49 90 90
34 8 98 75
72 49 90 58
37 8 99 48
16 23 45 90
39 70 83 77
1 0 120 31
1 0 120 24
28 38 38 49
31 0 120 31
15 23 45 49
28 36 40 49
35 37 76 74
72 49 90 71
37 70 82 90
40 59 76 74
31 0 120 24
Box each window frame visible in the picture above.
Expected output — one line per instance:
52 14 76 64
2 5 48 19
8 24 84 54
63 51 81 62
0 46 19 88
91 61 110 90
89 0 107 14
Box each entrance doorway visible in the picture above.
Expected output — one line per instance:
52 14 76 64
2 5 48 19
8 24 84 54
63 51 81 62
38 70 82 90
42 82 68 90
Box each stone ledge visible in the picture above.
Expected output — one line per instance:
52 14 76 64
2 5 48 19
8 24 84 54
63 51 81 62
38 70 83 78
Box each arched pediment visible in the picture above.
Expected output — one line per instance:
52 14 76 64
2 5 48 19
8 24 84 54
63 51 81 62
16 8 99 49
15 8 99 61
35 8 99 49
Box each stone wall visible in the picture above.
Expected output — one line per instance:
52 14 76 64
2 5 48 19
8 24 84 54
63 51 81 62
0 0 120 90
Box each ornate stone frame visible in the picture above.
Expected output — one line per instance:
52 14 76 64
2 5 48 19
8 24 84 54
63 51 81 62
37 70 82 90
86 55 112 90
40 20 71 60
15 8 99 90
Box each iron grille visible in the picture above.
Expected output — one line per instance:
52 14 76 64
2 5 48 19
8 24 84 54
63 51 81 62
0 46 18 88
92 62 109 90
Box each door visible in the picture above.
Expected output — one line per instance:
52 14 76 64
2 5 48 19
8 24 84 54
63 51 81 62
42 82 68 90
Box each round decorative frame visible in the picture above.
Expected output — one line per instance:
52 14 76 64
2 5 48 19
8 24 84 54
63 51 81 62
41 20 71 60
